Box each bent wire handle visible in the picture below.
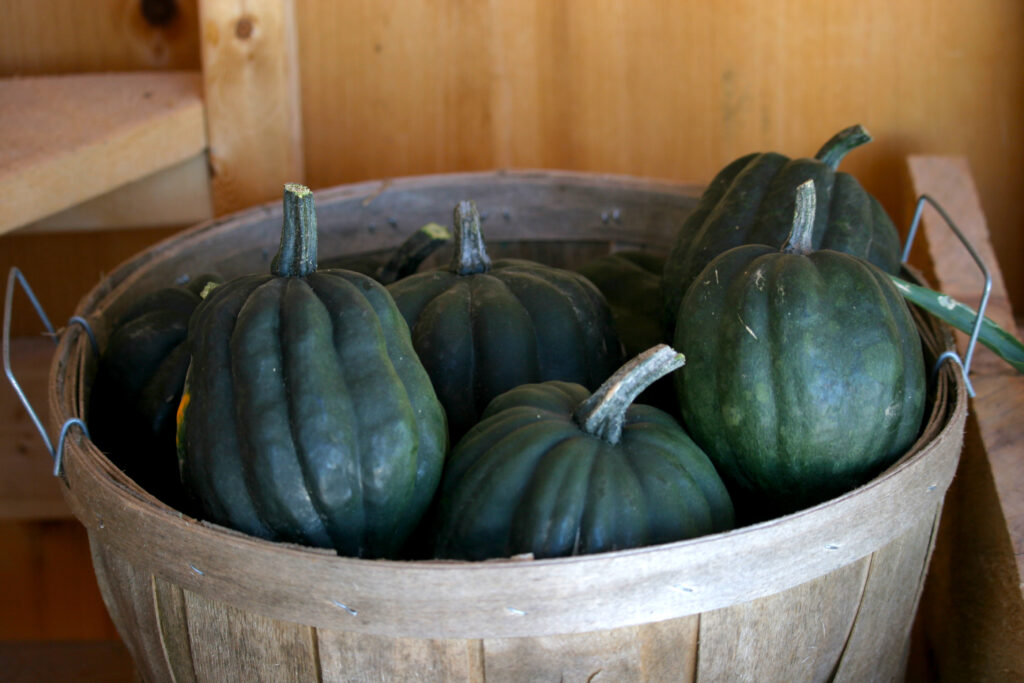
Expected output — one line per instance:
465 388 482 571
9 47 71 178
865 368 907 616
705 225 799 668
3 267 96 476
901 194 991 398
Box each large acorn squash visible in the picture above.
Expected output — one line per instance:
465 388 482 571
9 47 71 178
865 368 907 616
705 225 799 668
176 184 447 559
88 272 219 508
387 200 624 441
435 345 734 561
662 125 903 329
673 180 925 519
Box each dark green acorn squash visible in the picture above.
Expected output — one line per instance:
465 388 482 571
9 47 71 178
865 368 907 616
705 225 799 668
673 180 926 519
576 250 676 413
662 124 903 329
88 272 220 508
321 221 451 284
176 184 448 559
435 345 734 561
387 200 624 441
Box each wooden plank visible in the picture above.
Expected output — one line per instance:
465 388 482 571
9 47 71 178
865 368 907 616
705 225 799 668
21 154 212 233
906 155 1024 584
482 616 698 682
183 589 320 682
317 630 483 682
0 337 69 520
0 520 118 639
833 507 944 681
90 542 175 682
154 576 199 683
198 0 304 215
0 71 207 234
0 0 201 74
696 558 870 682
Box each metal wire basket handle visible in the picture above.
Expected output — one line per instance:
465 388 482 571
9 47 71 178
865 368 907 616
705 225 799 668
3 267 97 476
901 194 990 398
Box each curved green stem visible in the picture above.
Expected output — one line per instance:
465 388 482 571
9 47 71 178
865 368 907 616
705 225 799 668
781 180 817 255
272 183 318 278
889 274 1024 374
377 222 452 284
814 124 872 171
449 200 492 276
574 344 685 444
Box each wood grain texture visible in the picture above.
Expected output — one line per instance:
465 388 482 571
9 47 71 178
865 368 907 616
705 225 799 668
21 154 213 233
0 71 207 234
833 509 943 682
198 0 305 215
0 337 68 520
317 630 484 682
0 520 117 639
0 0 201 74
90 541 174 682
906 155 1024 581
293 0 1024 308
183 589 319 683
482 617 698 682
696 558 870 683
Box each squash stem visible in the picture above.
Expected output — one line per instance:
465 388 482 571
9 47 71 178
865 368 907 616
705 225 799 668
272 183 318 277
781 180 817 255
377 222 452 284
450 200 492 276
814 124 872 171
574 345 685 444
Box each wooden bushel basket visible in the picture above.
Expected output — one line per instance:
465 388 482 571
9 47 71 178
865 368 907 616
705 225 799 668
50 171 967 682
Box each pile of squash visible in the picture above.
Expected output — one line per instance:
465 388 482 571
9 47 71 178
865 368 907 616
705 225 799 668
88 125 940 562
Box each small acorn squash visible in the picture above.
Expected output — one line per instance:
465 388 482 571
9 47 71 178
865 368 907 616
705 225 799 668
387 200 624 441
674 180 926 519
176 184 447 558
435 345 734 561
662 125 903 329
88 272 219 508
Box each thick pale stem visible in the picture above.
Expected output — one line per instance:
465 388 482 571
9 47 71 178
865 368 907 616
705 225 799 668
271 183 318 277
814 124 872 171
574 344 686 444
449 200 492 276
782 180 817 255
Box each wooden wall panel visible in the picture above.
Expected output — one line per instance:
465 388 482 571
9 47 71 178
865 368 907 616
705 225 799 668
294 0 1024 307
0 0 200 74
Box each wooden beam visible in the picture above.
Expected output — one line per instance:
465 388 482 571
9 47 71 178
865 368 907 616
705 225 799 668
19 154 212 233
906 154 1024 583
0 71 207 235
198 0 305 215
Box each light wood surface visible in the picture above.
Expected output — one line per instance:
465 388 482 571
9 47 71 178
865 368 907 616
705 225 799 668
198 0 305 215
906 155 1024 583
0 71 207 235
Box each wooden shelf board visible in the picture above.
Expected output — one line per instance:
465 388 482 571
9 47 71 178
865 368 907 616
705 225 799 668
0 71 207 235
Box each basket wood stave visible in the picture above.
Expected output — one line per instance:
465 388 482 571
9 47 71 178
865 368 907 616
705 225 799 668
50 171 966 682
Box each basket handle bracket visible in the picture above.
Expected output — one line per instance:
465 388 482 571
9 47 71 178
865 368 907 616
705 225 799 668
3 267 96 476
901 194 990 397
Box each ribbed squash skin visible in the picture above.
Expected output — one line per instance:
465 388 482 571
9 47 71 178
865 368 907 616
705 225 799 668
674 244 926 518
662 126 902 326
388 203 623 441
88 273 219 508
177 186 447 559
435 380 734 561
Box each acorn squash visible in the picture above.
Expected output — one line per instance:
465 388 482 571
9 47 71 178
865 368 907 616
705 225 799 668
673 180 925 519
176 184 447 558
387 200 624 441
435 345 734 560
